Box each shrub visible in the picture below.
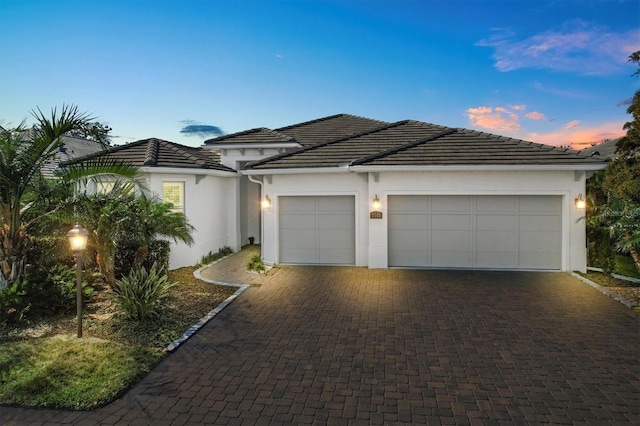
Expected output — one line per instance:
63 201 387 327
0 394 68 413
114 240 171 279
113 263 177 321
195 246 233 267
246 253 266 274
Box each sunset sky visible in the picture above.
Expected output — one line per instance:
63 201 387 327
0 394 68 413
1 0 638 149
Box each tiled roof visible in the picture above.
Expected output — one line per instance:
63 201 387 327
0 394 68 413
42 135 104 178
579 138 620 159
203 114 388 147
204 128 295 145
274 113 389 147
247 120 608 170
64 138 236 172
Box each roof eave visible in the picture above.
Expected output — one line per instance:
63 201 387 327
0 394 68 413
204 142 301 150
140 166 237 176
349 163 609 172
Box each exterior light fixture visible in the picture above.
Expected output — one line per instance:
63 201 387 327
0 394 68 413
574 194 586 209
372 195 381 211
262 195 272 209
67 224 89 338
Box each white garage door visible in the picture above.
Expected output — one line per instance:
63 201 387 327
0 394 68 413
279 196 355 265
388 195 562 270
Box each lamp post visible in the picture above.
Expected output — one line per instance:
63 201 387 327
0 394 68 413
67 224 89 338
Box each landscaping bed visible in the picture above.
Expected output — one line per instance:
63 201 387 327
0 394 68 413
0 266 238 410
576 270 640 307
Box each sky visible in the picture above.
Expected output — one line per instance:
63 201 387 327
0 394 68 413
1 0 638 150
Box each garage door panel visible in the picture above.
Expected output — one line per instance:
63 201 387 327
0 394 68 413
280 214 316 229
519 196 561 213
389 195 429 212
318 214 354 230
477 230 518 251
476 215 517 231
389 250 430 267
519 215 561 231
389 214 428 229
519 252 561 269
432 251 471 267
389 229 429 250
280 196 355 265
431 214 470 229
476 196 517 212
519 231 561 252
317 196 354 212
431 196 471 212
280 197 316 213
476 252 519 268
432 230 471 252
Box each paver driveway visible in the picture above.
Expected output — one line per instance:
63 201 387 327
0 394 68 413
1 267 639 425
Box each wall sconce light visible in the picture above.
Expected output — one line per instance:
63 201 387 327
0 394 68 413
372 194 381 211
575 194 586 209
261 195 272 209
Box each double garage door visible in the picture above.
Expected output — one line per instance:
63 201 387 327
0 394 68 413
279 196 355 265
389 195 562 270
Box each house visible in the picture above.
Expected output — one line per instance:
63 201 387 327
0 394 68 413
68 114 609 272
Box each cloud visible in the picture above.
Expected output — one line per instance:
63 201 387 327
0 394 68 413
525 111 545 120
179 120 224 138
617 98 633 107
564 120 580 130
511 104 526 111
467 105 521 133
477 20 640 75
526 121 625 149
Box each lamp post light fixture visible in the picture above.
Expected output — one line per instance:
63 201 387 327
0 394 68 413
67 224 89 338
574 194 586 209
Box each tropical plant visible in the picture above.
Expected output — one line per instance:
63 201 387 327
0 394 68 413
195 246 233 267
113 262 177 320
588 51 640 271
246 253 266 273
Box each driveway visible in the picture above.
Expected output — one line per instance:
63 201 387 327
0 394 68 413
1 266 639 425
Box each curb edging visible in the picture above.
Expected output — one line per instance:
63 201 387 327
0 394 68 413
164 254 250 353
569 272 637 309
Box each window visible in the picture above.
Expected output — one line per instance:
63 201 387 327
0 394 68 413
163 182 185 213
96 181 115 194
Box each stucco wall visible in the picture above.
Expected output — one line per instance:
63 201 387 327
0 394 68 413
148 172 238 269
260 169 588 272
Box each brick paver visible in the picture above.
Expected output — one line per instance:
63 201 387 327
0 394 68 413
1 251 639 425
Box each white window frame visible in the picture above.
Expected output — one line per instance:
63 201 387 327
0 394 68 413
163 181 185 213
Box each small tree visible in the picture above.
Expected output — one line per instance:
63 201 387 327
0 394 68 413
590 51 640 271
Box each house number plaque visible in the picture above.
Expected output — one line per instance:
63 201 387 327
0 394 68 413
370 211 383 219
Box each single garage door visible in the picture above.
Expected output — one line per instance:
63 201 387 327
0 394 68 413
388 195 562 270
279 196 355 265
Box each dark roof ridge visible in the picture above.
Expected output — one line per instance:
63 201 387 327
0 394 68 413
275 113 387 132
352 127 457 166
144 139 159 166
63 138 154 166
205 127 295 144
161 139 211 168
247 120 412 169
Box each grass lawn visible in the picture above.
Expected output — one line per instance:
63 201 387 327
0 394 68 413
0 266 238 410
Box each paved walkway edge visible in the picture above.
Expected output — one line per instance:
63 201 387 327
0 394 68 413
163 257 250 353
569 271 637 309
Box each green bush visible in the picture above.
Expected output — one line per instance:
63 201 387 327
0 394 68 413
113 263 177 321
114 240 171 279
246 253 266 273
195 246 233 267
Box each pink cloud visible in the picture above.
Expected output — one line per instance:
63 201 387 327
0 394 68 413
526 121 625 149
467 106 520 133
525 111 545 120
564 120 581 130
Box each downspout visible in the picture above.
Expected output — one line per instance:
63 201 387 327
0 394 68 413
247 175 265 251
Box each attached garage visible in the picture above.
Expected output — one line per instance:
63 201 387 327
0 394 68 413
388 195 562 270
279 196 355 265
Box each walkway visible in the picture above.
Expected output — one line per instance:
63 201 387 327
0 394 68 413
1 252 638 425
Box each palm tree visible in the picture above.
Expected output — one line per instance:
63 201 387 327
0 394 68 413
0 105 140 290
